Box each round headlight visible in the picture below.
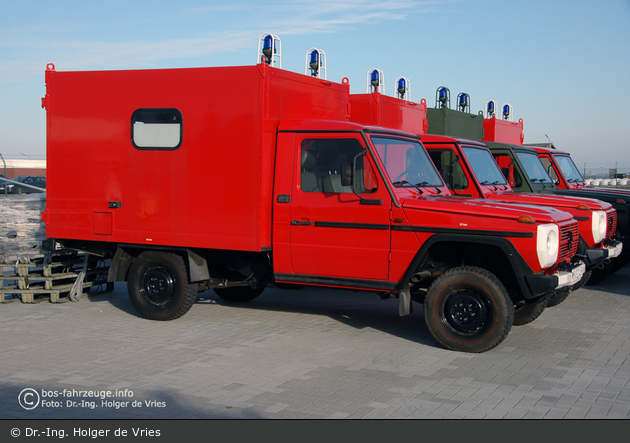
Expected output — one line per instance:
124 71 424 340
537 223 560 269
592 211 606 244
547 229 559 257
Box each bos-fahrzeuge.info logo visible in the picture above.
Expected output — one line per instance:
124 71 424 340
18 388 166 410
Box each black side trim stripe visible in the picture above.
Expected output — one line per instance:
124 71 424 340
274 274 397 291
314 221 390 230
392 225 534 238
573 216 590 221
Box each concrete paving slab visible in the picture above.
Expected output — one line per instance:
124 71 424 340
1 264 629 419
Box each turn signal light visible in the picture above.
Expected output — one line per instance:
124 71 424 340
577 204 590 211
616 199 627 205
518 215 536 224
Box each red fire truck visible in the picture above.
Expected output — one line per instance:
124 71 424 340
411 89 621 289
41 45 583 353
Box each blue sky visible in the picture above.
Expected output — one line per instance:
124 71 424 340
1 0 629 169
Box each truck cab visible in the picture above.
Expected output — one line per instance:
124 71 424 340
421 135 620 290
487 142 624 281
529 144 630 271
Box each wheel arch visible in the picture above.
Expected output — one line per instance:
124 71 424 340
397 233 535 302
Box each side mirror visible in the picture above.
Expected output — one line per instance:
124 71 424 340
441 165 453 187
341 162 353 187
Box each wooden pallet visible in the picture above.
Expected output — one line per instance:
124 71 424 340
1 252 111 303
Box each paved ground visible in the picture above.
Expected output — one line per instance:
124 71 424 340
1 264 629 419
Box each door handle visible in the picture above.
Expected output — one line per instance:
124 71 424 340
291 220 313 226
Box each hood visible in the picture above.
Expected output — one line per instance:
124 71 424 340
401 194 574 225
488 191 612 211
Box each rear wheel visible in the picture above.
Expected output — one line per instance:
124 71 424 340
128 251 197 320
424 266 513 353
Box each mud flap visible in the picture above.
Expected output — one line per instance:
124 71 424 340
399 288 413 316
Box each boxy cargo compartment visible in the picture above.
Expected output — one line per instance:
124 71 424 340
42 63 350 253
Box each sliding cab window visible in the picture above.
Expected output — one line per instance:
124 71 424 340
131 108 183 150
299 138 377 194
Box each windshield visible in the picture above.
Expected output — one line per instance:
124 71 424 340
555 155 584 182
462 146 507 186
516 151 554 184
371 136 444 188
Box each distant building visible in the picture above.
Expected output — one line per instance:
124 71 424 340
1 159 46 179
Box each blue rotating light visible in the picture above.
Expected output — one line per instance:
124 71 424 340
262 34 274 64
397 78 407 98
486 100 496 118
502 104 511 120
305 48 326 78
370 69 380 88
437 87 450 108
458 93 470 112
309 51 320 74
258 33 281 67
366 68 384 93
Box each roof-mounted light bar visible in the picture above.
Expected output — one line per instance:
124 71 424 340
257 33 282 67
457 93 470 113
395 77 411 100
305 48 326 79
367 68 384 93
435 86 450 108
486 100 497 118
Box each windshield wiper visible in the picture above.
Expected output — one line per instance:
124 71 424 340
480 180 501 191
393 180 423 194
415 181 441 194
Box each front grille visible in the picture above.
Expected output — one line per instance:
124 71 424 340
559 222 579 263
607 211 617 238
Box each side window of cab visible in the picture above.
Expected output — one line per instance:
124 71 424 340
300 138 377 194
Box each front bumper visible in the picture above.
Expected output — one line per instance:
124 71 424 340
524 261 586 297
584 240 623 268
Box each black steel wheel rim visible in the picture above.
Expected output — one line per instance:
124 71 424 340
443 289 491 334
140 265 175 305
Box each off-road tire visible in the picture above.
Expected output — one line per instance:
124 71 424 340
513 298 547 326
571 269 592 292
213 285 266 303
128 251 197 320
546 288 570 307
585 261 612 286
424 266 514 353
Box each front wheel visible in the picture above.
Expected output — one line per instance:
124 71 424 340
545 288 570 307
513 298 547 326
424 266 513 353
128 251 198 320
585 261 612 286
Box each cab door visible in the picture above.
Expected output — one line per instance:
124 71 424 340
288 134 392 281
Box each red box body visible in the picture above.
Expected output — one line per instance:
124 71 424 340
483 118 524 145
42 64 350 252
349 93 427 134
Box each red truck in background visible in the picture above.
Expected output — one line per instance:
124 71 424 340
416 89 622 287
41 44 584 353
529 144 630 273
420 135 620 304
